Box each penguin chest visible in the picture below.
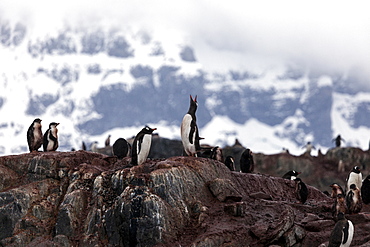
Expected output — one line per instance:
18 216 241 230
137 134 152 165
181 114 197 155
47 129 58 150
347 173 362 190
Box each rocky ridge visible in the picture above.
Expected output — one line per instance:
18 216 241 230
0 147 370 246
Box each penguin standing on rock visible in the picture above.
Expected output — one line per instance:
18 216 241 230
346 183 362 214
346 166 362 192
330 183 345 199
224 156 235 171
240 148 254 173
332 134 345 148
27 118 43 152
210 146 223 162
181 95 201 157
43 122 59 152
332 194 347 219
294 178 308 204
328 212 354 247
282 170 301 180
361 175 370 204
131 126 156 166
113 138 130 160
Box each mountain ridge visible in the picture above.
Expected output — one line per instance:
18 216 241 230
1 20 370 155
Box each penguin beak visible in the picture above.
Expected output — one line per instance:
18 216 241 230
56 123 60 126
152 128 157 131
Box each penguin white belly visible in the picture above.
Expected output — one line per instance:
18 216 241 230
347 173 362 191
181 114 196 156
342 221 354 247
137 134 152 165
47 138 55 151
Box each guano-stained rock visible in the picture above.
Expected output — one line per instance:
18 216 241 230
0 148 370 246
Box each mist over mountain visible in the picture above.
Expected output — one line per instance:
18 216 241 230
1 18 370 155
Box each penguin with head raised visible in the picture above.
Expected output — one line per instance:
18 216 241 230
361 174 370 204
113 138 131 160
328 212 354 247
346 166 362 193
181 95 200 157
240 148 254 173
330 183 345 199
224 156 235 171
282 170 301 180
294 178 308 204
346 183 362 214
332 194 347 219
43 122 59 152
131 126 156 166
27 118 43 152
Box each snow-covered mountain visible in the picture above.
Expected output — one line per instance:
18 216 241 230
1 19 370 156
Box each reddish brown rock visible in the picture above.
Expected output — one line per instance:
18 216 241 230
0 148 369 246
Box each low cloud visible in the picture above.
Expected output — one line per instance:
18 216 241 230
1 0 369 83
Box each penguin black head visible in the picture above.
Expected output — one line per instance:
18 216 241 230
337 212 345 220
142 126 157 134
49 122 60 128
33 118 42 124
187 95 198 115
349 184 357 190
289 170 301 176
190 95 197 104
352 166 361 173
294 178 302 182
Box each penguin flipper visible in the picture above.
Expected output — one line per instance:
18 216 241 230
188 120 197 144
43 130 49 151
49 131 58 142
342 221 349 244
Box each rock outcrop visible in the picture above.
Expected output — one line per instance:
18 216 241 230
0 149 370 246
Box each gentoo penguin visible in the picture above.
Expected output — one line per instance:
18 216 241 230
332 194 347 219
113 138 130 160
302 142 315 155
330 183 345 199
346 166 362 192
346 183 362 214
240 148 254 173
361 175 370 204
210 146 223 162
181 95 200 157
105 135 111 147
328 212 354 247
43 122 59 152
282 170 301 180
332 135 345 148
131 126 156 166
27 118 43 152
294 178 308 204
224 156 235 171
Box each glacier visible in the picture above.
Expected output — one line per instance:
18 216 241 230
1 20 370 156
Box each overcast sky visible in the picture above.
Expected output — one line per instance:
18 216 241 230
1 0 370 84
